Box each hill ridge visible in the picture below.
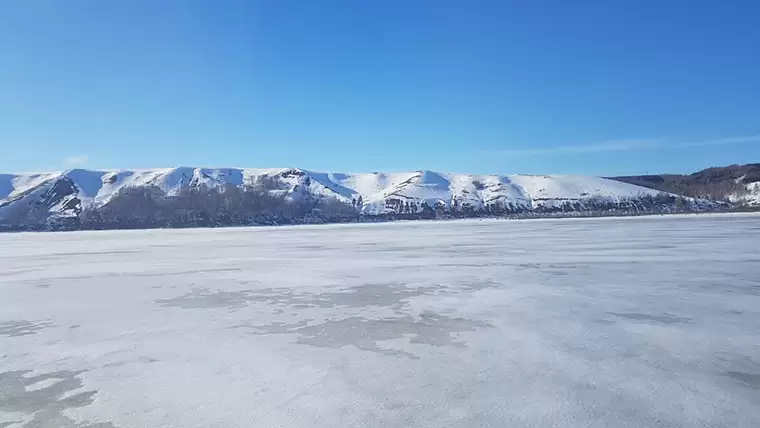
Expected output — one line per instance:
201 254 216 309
1 167 722 231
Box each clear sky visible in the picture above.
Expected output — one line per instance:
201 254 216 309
1 0 759 176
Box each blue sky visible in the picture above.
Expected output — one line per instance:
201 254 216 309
1 0 759 176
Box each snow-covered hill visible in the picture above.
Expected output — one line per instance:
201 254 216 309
0 167 712 229
729 181 760 206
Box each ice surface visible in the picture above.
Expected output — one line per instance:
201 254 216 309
1 214 760 427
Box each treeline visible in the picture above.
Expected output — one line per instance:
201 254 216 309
384 192 696 218
78 178 359 230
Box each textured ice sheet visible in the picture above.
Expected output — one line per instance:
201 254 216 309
1 214 760 427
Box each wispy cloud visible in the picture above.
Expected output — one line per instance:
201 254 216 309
500 138 663 156
495 134 760 157
63 154 89 166
677 134 760 148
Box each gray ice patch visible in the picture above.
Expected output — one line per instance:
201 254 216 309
607 312 692 324
102 356 158 368
726 371 760 388
0 320 53 337
155 282 442 312
155 289 254 310
242 311 492 359
311 283 439 309
0 369 115 428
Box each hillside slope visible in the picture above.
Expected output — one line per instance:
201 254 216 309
0 167 715 230
611 163 760 206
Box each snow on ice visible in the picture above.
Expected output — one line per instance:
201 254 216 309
1 214 760 427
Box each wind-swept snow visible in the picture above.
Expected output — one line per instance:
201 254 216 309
1 213 759 427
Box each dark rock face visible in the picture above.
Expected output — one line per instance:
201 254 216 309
41 177 81 213
0 176 83 228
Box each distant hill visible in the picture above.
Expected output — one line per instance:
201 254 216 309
611 164 760 206
0 167 720 231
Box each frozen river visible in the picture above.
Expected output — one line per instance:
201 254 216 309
2 214 760 427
